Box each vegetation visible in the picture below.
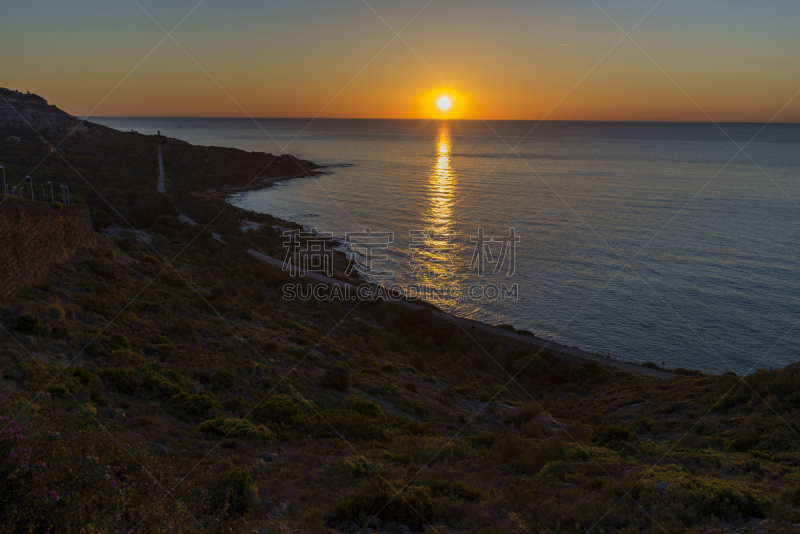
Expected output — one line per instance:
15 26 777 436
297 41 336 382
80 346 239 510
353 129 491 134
2 108 800 532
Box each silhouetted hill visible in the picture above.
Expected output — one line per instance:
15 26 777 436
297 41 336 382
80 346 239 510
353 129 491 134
0 87 109 139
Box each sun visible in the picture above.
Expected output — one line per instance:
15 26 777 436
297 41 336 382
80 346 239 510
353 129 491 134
437 96 452 112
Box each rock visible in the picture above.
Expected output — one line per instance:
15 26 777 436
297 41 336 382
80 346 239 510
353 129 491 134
264 500 281 517
654 482 670 492
564 483 577 489
422 526 435 532
280 500 290 513
152 443 173 456
350 523 359 532
400 526 411 534
623 470 634 477
365 529 375 534
260 451 276 461
376 358 386 364
178 448 189 456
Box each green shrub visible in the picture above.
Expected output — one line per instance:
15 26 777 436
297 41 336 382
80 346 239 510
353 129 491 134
322 363 350 391
329 479 433 527
589 425 640 447
223 395 249 414
341 395 384 418
505 403 542 427
0 406 206 532
19 360 79 398
211 467 259 517
303 507 326 532
313 409 389 443
640 466 770 518
172 318 196 340
521 419 549 439
169 391 218 417
539 460 575 480
402 382 417 393
423 476 481 501
211 369 236 390
521 438 567 475
199 417 271 447
46 304 66 321
15 313 42 335
248 395 308 430
72 368 108 406
380 363 400 373
50 201 64 211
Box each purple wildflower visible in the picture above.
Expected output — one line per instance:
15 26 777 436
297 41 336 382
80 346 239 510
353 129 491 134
49 490 58 501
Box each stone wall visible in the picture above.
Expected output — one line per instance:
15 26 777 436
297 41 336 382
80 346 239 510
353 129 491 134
0 202 97 300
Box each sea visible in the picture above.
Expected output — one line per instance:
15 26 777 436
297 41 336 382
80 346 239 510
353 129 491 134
91 117 800 375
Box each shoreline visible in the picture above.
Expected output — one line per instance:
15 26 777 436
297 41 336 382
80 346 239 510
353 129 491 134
219 176 676 379
203 169 328 199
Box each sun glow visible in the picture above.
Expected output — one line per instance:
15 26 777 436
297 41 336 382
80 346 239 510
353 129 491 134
412 88 473 118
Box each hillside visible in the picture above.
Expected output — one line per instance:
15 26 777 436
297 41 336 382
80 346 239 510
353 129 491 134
0 88 92 138
2 89 800 533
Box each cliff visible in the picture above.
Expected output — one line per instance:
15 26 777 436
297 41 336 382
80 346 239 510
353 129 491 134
0 200 97 299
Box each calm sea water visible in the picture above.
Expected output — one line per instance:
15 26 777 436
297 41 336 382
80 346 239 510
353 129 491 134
93 117 800 375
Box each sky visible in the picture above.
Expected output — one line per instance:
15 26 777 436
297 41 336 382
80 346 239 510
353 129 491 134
2 0 800 121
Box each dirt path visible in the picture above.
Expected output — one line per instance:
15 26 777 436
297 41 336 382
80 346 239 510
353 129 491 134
157 145 165 193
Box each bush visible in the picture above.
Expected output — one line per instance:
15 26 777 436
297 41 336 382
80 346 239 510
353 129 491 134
199 417 271 447
0 406 207 532
172 318 196 340
329 479 433 527
211 467 259 517
169 392 218 417
248 395 308 430
211 369 236 390
341 395 384 418
539 460 575 480
322 363 350 391
90 209 112 229
72 368 107 406
521 419 549 439
505 403 541 427
14 313 42 335
589 425 640 447
50 201 63 211
313 409 389 443
402 382 417 393
46 304 66 321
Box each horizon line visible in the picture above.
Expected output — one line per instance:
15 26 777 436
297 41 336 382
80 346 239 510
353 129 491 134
83 116 800 125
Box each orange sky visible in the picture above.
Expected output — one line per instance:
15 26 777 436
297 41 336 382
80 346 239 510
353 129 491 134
3 0 800 122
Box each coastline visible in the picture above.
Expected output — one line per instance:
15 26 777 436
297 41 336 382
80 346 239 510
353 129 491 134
203 169 327 199
221 176 676 379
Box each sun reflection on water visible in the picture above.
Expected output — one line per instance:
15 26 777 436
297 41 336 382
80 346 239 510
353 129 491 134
426 123 455 233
